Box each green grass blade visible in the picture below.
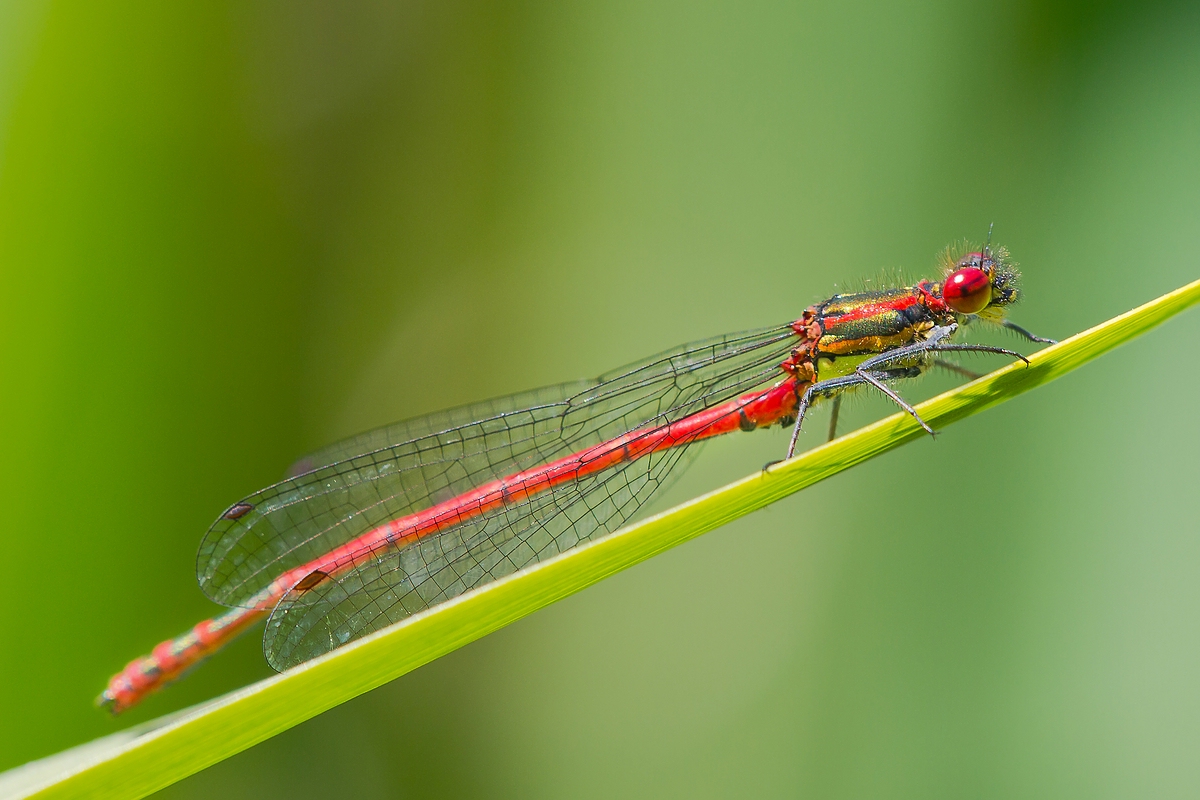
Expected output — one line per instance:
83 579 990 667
11 277 1200 800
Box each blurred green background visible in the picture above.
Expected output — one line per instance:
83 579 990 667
2 1 1199 797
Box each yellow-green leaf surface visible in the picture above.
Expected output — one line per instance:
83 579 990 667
9 277 1200 800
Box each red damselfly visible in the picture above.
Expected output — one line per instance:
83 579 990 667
99 241 1054 713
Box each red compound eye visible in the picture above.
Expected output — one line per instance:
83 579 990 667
943 266 992 314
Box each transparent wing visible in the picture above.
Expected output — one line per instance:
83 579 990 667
284 381 595 477
197 325 798 611
263 441 699 669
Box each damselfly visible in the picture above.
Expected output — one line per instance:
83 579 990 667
100 241 1053 713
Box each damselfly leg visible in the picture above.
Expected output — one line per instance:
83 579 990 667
826 396 842 441
1002 319 1057 344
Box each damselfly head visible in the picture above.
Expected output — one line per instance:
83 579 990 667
938 241 1021 320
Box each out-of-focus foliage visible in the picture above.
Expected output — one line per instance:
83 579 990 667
2 1 1198 798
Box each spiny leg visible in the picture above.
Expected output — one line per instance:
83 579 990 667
784 390 812 460
785 370 919 460
852 340 1027 436
785 374 867 459
857 371 936 436
1001 319 1056 344
930 342 1029 365
852 341 1033 439
857 327 1030 375
852 325 958 373
826 395 842 442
